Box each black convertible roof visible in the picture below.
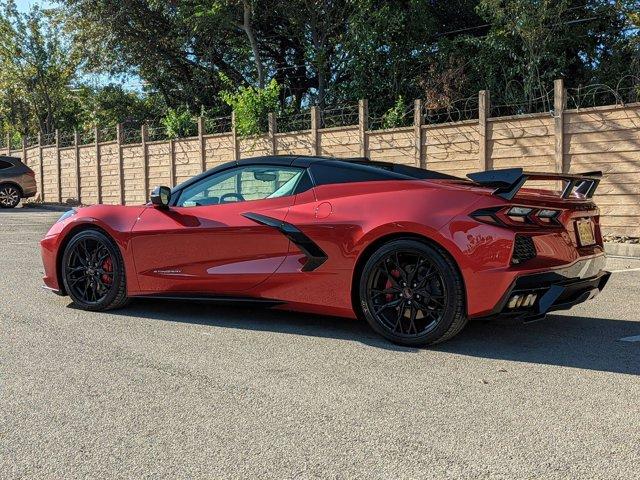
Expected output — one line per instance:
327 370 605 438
237 155 456 179
173 155 459 193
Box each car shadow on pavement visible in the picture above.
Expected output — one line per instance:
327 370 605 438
106 299 639 373
108 298 419 353
437 314 640 375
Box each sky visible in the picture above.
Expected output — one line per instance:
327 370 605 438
15 0 53 12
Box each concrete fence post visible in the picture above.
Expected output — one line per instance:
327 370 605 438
198 116 206 172
141 124 149 201
116 124 125 205
37 133 43 202
479 90 491 171
6 132 11 156
359 99 369 158
414 99 424 168
55 129 62 203
310 106 320 156
231 112 240 161
554 79 566 173
268 112 277 155
74 130 81 204
95 126 102 204
169 138 176 187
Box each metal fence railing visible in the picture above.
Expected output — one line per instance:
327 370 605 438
276 111 311 133
320 104 359 129
566 76 640 110
422 95 479 124
98 126 117 143
59 131 75 148
204 115 232 135
41 132 56 146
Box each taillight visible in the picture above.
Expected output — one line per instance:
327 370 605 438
26 168 35 177
471 206 562 227
535 209 561 225
537 209 558 218
506 206 533 224
507 207 533 216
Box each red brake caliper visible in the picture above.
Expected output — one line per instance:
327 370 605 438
102 257 113 285
385 269 401 301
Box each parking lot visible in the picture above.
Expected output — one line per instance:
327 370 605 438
1 207 639 479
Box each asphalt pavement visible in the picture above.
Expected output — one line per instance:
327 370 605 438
1 207 639 479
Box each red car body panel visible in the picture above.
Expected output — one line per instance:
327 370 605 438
41 156 608 322
129 195 293 293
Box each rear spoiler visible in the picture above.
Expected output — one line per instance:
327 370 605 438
466 168 602 201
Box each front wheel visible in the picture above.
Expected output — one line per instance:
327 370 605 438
0 184 21 208
358 239 467 346
61 229 129 311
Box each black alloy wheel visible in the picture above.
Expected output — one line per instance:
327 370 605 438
359 239 467 346
0 184 21 208
62 230 129 311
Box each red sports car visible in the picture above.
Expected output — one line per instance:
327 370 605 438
41 155 610 346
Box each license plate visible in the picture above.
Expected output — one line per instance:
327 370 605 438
576 219 595 246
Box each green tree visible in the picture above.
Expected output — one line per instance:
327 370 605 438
0 0 80 136
79 84 166 130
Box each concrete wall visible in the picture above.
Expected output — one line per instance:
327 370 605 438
2 100 639 236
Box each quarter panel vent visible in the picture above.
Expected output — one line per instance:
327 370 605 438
512 235 537 264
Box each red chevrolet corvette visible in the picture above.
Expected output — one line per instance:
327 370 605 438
41 155 610 345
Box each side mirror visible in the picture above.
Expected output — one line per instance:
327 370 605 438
150 186 171 209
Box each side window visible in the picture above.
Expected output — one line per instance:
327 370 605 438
176 165 305 207
0 160 11 170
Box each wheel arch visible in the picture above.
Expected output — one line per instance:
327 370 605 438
55 223 118 296
0 181 24 197
350 232 467 318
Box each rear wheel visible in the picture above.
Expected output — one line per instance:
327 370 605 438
358 239 467 346
0 184 21 208
61 230 129 311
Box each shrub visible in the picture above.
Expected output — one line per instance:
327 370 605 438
220 79 281 136
381 96 407 129
161 108 196 139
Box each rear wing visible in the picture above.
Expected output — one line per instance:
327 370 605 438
466 168 602 201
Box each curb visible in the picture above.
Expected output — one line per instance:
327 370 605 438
605 242 640 258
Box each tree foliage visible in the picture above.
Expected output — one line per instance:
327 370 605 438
220 78 281 136
0 0 638 139
161 107 197 139
0 1 79 136
381 96 407 129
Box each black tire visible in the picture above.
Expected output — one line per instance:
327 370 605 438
0 183 21 208
358 239 467 346
61 229 129 311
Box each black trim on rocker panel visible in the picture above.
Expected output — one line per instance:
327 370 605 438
134 293 284 306
242 212 328 272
